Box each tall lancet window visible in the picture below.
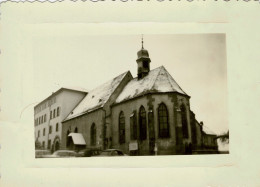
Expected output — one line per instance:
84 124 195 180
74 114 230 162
119 112 125 144
181 104 189 139
139 106 147 140
158 103 169 138
91 123 96 146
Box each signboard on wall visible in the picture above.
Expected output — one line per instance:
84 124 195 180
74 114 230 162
129 142 138 151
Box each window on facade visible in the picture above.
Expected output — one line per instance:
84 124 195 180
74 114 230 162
56 123 59 132
50 111 52 119
53 109 56 118
49 126 52 134
119 111 125 144
158 103 170 138
38 130 40 137
41 116 43 123
181 104 189 139
91 123 96 146
74 127 78 133
43 128 45 136
57 107 60 117
44 114 46 122
130 112 137 140
42 141 45 149
139 106 147 140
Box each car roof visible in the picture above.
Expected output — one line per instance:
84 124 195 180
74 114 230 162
103 149 122 151
54 150 76 153
80 148 100 151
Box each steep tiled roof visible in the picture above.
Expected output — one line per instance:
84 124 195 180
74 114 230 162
115 66 188 104
64 71 129 121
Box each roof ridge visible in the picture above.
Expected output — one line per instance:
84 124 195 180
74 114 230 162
88 71 129 93
102 71 131 108
62 87 89 93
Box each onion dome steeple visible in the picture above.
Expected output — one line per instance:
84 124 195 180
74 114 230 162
136 35 151 79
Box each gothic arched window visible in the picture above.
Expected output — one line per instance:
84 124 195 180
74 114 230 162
119 112 125 144
181 104 189 138
158 103 169 138
139 106 147 140
91 123 96 146
74 127 78 133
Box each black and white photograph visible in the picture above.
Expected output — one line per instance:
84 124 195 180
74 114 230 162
1 2 259 186
33 34 228 158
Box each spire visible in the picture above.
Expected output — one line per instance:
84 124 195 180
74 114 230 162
136 35 151 80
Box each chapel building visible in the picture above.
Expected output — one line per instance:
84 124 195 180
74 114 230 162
60 43 200 155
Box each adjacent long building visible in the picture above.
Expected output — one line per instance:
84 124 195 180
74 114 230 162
34 88 87 152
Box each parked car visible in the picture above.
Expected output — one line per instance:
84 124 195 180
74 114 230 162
35 150 51 158
97 149 128 157
42 150 79 158
77 148 101 157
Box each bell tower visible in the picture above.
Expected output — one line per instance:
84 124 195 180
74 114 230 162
136 36 151 79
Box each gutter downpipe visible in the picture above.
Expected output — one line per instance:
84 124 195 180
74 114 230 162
101 108 107 150
47 100 51 151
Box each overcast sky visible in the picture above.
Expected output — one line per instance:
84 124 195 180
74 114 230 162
32 34 227 135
